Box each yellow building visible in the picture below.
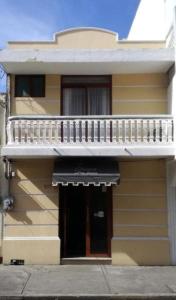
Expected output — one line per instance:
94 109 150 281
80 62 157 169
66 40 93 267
0 26 175 265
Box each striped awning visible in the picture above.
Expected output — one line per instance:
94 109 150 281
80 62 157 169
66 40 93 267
52 158 120 187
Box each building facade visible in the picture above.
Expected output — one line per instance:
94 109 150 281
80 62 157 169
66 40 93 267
0 93 6 263
0 1 176 265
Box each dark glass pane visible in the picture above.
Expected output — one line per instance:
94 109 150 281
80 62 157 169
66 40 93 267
15 76 30 97
64 186 86 257
32 76 45 97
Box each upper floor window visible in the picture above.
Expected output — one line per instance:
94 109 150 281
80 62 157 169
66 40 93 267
62 76 111 115
15 75 45 97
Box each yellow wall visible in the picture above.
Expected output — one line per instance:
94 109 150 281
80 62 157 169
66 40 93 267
11 73 168 116
3 159 60 264
112 74 168 114
8 28 165 50
112 159 170 265
3 158 170 265
11 75 60 115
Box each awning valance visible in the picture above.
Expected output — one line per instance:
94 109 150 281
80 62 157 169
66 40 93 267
52 158 120 187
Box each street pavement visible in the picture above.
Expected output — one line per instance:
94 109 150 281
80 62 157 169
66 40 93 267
0 265 176 299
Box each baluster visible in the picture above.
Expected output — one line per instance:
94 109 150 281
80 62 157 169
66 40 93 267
168 119 173 143
149 120 154 143
42 120 46 144
14 120 19 144
81 120 86 143
75 120 80 143
87 120 92 142
69 120 74 143
7 120 13 144
155 119 160 143
57 120 62 143
63 120 67 143
51 120 54 144
31 120 34 144
37 120 41 144
99 120 104 143
159 119 162 142
131 119 135 143
94 120 98 142
142 119 148 143
118 119 123 143
20 120 25 144
34 120 38 144
122 120 126 143
112 120 116 143
106 120 111 143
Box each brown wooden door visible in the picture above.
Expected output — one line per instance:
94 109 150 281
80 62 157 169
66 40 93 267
60 186 111 258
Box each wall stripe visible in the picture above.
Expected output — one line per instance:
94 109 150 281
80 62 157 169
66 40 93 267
112 99 167 103
114 224 166 228
113 193 165 197
5 224 58 226
112 85 167 88
4 236 59 240
112 237 169 241
113 209 167 212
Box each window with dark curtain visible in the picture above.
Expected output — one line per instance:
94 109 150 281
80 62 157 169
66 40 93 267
15 75 45 97
62 76 111 116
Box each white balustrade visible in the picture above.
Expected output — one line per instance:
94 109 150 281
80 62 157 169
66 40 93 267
7 115 174 146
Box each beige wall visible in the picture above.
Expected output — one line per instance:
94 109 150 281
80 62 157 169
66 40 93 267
11 73 168 116
11 75 60 115
3 158 170 265
8 29 165 50
3 159 60 264
112 159 170 265
112 74 168 114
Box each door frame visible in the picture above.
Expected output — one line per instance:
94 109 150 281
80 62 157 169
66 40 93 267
59 186 112 258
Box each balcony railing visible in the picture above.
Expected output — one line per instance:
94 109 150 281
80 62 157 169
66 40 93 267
7 115 174 146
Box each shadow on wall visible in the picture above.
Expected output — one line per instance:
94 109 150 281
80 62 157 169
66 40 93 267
7 159 58 226
12 98 60 115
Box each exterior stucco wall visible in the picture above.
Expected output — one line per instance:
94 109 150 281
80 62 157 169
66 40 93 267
7 28 165 50
3 159 60 264
112 159 170 265
3 158 170 265
11 75 61 115
11 73 168 116
0 94 6 260
112 74 168 114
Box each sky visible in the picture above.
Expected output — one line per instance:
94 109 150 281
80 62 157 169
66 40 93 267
0 0 140 92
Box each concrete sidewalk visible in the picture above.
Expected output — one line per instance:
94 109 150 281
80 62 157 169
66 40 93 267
0 265 176 299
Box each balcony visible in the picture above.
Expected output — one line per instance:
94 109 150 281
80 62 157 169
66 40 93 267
2 115 175 158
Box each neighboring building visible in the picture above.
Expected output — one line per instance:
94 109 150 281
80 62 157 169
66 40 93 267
0 1 176 265
0 93 6 263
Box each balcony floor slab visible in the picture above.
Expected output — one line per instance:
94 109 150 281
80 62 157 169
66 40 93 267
1 144 175 158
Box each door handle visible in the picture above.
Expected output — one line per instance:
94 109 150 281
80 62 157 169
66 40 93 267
93 211 104 218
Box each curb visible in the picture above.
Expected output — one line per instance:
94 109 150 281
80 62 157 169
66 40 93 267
0 294 176 300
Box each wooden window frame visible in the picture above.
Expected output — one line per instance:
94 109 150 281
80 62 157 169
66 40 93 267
61 75 112 115
15 75 45 97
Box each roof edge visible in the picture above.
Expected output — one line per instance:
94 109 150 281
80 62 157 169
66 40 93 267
8 27 119 45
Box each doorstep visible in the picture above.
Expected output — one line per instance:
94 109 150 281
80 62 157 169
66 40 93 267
61 257 112 265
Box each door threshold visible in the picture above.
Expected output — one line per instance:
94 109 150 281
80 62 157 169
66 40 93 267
61 257 112 265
